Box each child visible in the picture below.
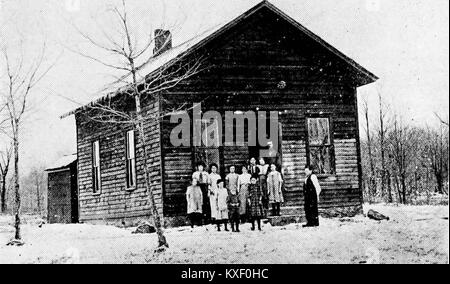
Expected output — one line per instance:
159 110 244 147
237 165 252 223
186 178 203 228
227 182 241 232
215 179 229 231
247 175 264 231
267 163 284 216
225 165 239 194
192 162 210 223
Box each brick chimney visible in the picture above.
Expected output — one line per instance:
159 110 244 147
153 29 172 56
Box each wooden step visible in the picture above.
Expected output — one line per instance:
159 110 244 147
267 206 303 217
267 214 306 227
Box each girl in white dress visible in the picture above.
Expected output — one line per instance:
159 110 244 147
215 179 229 231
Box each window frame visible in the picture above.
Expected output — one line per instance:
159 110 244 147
305 116 336 176
92 140 102 195
125 130 137 190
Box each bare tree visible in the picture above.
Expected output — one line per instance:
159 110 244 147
377 89 392 202
434 112 449 127
425 124 449 194
387 115 420 204
1 43 54 245
362 96 376 202
0 143 12 213
68 1 203 250
29 167 45 215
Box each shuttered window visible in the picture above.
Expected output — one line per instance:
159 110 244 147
92 140 101 193
307 117 335 174
126 130 136 188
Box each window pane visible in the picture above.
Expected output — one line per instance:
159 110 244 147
92 140 101 193
309 145 334 174
93 141 100 166
127 130 135 159
308 118 330 146
130 159 136 187
126 130 137 188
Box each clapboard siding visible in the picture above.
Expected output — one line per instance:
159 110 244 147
76 98 163 223
160 9 363 217
282 139 362 207
162 147 192 216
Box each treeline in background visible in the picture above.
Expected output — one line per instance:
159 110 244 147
360 92 449 205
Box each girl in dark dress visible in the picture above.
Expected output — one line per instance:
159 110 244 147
247 176 264 231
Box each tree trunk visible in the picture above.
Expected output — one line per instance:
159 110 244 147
36 177 41 215
378 94 388 200
401 174 407 204
386 170 393 203
1 175 7 213
364 106 377 202
134 94 168 249
13 127 21 240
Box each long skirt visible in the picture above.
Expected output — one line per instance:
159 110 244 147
238 184 249 215
304 188 319 226
209 194 217 220
216 208 228 221
199 184 210 220
259 175 269 209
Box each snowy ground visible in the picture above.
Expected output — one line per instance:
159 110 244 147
0 204 448 264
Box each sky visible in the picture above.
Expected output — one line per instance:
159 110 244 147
0 0 449 174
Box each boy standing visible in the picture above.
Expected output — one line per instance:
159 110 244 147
227 181 241 232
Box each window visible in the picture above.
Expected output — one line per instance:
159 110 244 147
307 117 334 175
126 130 136 188
92 140 101 193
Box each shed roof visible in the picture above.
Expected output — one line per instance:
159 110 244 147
45 154 77 172
62 0 378 118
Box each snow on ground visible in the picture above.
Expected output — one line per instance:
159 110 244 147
0 204 448 264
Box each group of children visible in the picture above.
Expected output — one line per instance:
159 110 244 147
186 157 285 232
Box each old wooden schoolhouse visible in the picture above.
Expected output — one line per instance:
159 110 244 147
65 1 377 226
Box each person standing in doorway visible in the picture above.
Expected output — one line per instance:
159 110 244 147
248 157 259 176
192 162 210 224
303 166 321 227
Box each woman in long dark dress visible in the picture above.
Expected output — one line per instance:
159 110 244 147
257 157 269 217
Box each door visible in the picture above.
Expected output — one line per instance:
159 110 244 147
193 119 222 172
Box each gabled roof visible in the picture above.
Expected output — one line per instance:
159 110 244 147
45 154 77 172
63 0 378 118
